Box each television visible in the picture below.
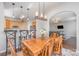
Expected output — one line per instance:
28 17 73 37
57 25 64 29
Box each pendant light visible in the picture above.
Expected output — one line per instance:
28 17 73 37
12 3 15 18
35 2 40 19
26 8 30 21
43 2 47 20
35 2 47 20
20 6 25 19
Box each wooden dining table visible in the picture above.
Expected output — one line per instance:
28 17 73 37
22 38 53 56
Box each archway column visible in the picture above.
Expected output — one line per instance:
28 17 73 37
76 14 79 52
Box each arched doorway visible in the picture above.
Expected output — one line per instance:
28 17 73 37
49 11 77 50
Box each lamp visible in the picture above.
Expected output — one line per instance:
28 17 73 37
12 3 15 18
26 8 30 21
20 6 25 19
35 2 47 20
35 11 39 16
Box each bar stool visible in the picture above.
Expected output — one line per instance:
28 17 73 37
19 30 28 50
4 30 17 55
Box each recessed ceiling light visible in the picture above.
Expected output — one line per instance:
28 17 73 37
12 3 15 5
20 6 23 8
27 8 30 10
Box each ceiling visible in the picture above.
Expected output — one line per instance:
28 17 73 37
3 2 76 22
3 2 30 9
51 11 76 21
49 11 76 24
3 2 64 19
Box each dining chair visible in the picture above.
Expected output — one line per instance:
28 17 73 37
50 32 59 41
19 30 28 50
4 30 17 55
8 39 24 56
50 32 56 37
48 39 54 56
50 33 59 55
8 39 16 56
19 30 28 40
39 39 54 56
53 36 63 55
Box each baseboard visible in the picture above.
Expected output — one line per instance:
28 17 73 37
0 47 20 56
0 50 6 56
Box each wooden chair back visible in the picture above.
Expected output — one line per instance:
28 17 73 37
8 39 24 56
53 36 63 55
40 39 54 56
8 39 16 56
50 32 58 37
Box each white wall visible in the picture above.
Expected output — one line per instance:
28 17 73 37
50 20 76 39
4 9 13 17
63 20 76 37
50 22 63 32
0 3 6 51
